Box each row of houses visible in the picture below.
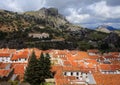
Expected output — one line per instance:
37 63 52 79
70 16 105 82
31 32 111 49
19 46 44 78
0 48 120 85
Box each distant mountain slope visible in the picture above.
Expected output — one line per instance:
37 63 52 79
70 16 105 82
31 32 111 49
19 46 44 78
96 25 117 33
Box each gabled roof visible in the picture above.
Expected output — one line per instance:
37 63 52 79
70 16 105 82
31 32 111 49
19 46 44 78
99 64 120 71
11 51 29 61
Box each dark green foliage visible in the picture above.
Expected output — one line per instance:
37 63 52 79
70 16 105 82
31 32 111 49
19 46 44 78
0 31 7 40
37 53 45 83
44 53 53 78
37 53 53 84
77 41 94 51
24 52 53 85
24 51 39 85
88 31 107 41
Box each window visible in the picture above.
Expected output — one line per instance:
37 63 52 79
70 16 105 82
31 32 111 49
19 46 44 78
64 72 66 76
71 72 73 76
76 77 79 79
18 58 21 61
76 72 79 76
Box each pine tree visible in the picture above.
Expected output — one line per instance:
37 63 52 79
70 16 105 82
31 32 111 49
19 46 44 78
37 53 45 83
44 53 53 78
37 53 53 84
24 51 39 85
24 52 53 85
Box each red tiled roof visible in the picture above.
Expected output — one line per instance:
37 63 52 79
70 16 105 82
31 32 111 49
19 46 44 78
88 55 99 59
13 64 25 75
0 53 10 57
0 63 9 69
0 48 9 53
87 63 96 68
99 64 111 71
0 69 11 77
63 61 71 66
87 49 99 53
85 59 98 64
110 64 120 70
93 73 120 85
33 48 42 59
8 49 16 53
11 51 29 60
109 52 120 55
104 55 118 59
65 76 76 80
60 57 67 60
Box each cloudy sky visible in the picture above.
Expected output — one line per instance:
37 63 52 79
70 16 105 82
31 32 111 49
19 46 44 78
0 0 120 29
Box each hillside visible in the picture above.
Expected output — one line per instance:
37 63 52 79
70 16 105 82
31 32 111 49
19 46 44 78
0 8 82 32
0 8 120 52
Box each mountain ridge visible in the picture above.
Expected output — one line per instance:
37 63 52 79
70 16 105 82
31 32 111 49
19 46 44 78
96 25 117 33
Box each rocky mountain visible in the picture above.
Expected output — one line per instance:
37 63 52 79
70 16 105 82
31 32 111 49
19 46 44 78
96 25 117 33
25 8 69 29
0 8 82 32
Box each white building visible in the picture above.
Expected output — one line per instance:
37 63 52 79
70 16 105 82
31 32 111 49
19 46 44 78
29 33 49 39
0 53 12 63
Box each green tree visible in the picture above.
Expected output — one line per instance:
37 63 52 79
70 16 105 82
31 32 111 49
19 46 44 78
24 52 53 85
37 53 53 84
24 51 39 85
37 53 45 84
44 53 53 78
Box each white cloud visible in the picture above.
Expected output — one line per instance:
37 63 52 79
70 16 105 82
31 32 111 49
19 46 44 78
88 1 120 19
0 0 120 28
66 8 90 23
0 0 46 12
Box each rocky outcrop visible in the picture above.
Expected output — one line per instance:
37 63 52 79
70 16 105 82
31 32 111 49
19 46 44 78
25 8 70 29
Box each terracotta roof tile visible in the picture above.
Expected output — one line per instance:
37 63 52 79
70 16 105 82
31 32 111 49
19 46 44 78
11 51 29 60
13 64 25 75
93 73 120 85
87 49 99 53
0 69 11 77
0 53 10 57
63 61 71 66
99 64 111 71
85 59 98 64
0 63 9 69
